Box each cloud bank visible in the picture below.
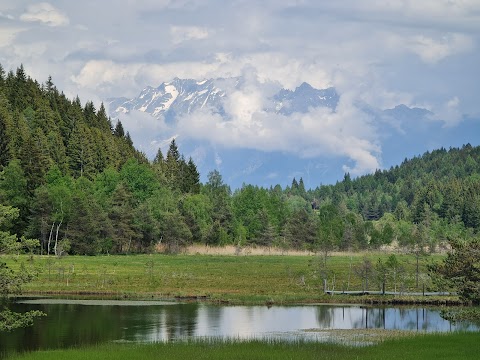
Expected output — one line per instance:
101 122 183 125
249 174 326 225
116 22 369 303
0 0 478 181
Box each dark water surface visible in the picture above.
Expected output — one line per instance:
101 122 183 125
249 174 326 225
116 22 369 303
1 299 478 356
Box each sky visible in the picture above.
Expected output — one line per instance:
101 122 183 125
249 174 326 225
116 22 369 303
1 1 479 186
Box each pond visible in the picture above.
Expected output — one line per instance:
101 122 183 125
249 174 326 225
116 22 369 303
1 299 478 356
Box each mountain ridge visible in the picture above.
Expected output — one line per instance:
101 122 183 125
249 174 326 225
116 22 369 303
106 77 341 121
105 77 450 189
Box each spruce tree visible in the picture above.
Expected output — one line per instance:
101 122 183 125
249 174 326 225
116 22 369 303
114 120 125 137
0 96 12 168
96 103 112 132
165 139 180 189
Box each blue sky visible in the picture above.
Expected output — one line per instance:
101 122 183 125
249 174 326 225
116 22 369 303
0 1 479 186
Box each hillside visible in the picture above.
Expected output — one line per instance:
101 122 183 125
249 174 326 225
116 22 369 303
1 64 479 256
0 64 200 255
106 77 448 189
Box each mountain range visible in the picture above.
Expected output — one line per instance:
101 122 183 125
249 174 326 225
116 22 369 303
107 77 340 121
106 78 477 189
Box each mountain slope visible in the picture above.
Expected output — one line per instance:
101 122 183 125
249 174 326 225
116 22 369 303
107 77 450 189
107 78 340 121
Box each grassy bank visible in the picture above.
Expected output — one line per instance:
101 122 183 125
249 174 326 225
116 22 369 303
6 332 479 360
2 252 452 304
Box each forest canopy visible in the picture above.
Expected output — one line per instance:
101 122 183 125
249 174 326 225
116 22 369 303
1 64 480 256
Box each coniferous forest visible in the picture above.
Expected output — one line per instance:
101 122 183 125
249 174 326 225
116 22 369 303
1 64 480 256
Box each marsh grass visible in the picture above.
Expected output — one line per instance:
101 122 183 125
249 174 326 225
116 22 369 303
2 253 447 303
5 332 479 360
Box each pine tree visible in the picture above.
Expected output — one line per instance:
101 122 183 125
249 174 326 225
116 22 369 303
96 103 112 132
67 123 95 178
7 65 28 111
298 177 306 198
125 131 133 147
0 95 12 168
32 98 59 135
186 157 200 194
108 183 139 253
0 159 29 235
114 120 125 137
0 63 5 89
165 139 180 188
47 130 68 173
83 101 96 127
153 148 164 165
19 129 49 194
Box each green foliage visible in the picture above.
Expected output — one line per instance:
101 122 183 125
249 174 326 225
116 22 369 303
5 333 480 360
0 260 46 332
431 236 480 304
1 62 480 256
1 204 45 332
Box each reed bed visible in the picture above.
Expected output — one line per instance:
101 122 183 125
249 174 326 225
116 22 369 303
5 332 479 360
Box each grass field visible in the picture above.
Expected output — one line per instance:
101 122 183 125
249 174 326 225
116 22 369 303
2 251 452 304
5 332 479 360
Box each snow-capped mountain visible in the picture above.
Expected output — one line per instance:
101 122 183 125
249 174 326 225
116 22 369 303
273 82 339 115
107 78 226 123
106 77 465 190
107 78 339 121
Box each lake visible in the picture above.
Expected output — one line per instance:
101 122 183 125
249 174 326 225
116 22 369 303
0 299 478 356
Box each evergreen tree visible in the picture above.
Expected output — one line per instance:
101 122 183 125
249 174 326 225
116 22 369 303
284 208 317 249
186 157 200 194
113 120 125 137
153 148 164 165
108 183 139 254
67 123 95 178
19 129 49 194
96 103 112 132
0 63 5 89
165 139 180 188
298 177 306 198
83 101 96 127
0 159 29 235
0 95 12 168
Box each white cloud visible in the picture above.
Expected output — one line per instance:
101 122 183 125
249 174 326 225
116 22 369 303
170 26 210 44
20 3 69 27
0 0 477 184
407 33 474 64
432 96 463 127
188 146 208 168
12 41 47 59
214 152 222 167
115 110 170 156
176 90 381 176
71 60 221 97
0 27 25 48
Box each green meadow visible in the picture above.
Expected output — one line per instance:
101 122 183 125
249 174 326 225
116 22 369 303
4 252 451 304
6 332 479 360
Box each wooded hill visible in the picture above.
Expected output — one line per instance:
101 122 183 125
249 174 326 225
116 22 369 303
1 64 479 255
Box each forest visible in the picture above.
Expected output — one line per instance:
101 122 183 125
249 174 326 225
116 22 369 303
1 64 480 257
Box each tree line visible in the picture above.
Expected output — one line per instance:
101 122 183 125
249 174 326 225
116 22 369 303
1 64 480 257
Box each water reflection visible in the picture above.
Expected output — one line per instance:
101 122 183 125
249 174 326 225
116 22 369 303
0 300 478 357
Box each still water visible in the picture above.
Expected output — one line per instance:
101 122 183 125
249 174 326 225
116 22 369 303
1 299 478 355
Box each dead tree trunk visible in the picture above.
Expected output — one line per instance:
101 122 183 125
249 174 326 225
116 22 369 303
48 222 55 256
54 219 62 257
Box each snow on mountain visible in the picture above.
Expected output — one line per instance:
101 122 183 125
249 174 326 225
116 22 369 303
106 77 442 189
272 82 339 115
107 78 227 123
106 77 340 122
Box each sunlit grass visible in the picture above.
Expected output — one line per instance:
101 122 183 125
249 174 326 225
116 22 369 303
2 252 448 304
